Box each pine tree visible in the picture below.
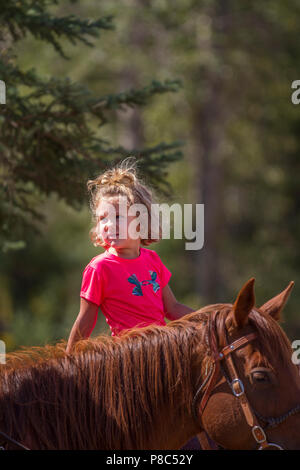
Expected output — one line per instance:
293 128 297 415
0 0 183 252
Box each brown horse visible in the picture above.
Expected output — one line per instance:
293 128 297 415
0 278 300 450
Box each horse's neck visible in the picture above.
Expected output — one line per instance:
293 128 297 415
147 405 199 450
1 324 205 450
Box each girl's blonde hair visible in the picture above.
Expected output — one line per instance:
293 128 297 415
87 157 162 248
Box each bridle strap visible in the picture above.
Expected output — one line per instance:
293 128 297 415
220 337 271 449
0 429 30 450
221 334 257 428
198 311 256 416
196 310 278 450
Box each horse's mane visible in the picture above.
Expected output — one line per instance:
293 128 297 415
0 313 207 450
0 303 293 449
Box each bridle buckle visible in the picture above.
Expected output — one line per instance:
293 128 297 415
192 310 300 450
231 378 245 397
251 425 283 450
252 425 267 444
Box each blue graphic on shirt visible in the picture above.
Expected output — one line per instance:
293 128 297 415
128 271 160 296
128 274 143 296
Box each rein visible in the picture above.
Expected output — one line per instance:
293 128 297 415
0 430 30 451
254 404 300 430
192 310 300 450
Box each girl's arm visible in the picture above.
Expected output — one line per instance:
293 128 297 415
162 284 195 321
66 298 98 353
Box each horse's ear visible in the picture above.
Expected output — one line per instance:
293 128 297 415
232 278 255 329
259 281 294 321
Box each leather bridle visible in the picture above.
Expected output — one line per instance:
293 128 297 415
192 310 300 450
1 309 300 451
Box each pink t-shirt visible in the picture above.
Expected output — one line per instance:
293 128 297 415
80 247 172 336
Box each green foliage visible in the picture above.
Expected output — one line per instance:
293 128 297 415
0 0 185 348
0 0 183 254
1 0 115 58
1 0 300 349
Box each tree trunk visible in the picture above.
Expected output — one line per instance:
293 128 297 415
190 89 226 302
189 0 230 302
117 6 147 150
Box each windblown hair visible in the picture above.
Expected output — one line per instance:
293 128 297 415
87 157 162 248
0 304 295 450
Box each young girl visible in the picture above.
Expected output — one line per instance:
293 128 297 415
66 158 194 353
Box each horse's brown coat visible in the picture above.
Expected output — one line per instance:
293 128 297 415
0 280 299 449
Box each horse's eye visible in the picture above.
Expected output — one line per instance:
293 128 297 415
250 369 271 385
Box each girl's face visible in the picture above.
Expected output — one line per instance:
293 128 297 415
96 197 140 249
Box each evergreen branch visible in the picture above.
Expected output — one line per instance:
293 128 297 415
0 60 182 128
0 4 184 251
0 1 115 58
92 79 183 110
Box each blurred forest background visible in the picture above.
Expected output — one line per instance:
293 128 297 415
1 0 300 351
